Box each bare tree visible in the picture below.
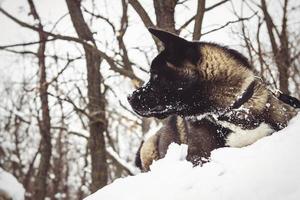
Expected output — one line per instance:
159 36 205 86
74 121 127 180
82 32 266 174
25 0 53 199
261 0 291 94
65 0 108 192
233 0 300 96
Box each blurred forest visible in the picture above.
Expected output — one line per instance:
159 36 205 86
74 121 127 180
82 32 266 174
0 0 299 199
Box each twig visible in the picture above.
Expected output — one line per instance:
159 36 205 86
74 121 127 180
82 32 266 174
201 13 256 36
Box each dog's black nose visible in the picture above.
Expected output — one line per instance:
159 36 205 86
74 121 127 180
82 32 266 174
127 94 133 103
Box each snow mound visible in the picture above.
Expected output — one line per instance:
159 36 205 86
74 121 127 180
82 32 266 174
85 114 300 200
0 168 25 200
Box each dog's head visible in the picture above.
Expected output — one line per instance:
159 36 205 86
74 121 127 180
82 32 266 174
128 28 206 119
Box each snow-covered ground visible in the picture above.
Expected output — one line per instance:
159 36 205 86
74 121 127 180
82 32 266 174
0 168 25 200
85 114 300 200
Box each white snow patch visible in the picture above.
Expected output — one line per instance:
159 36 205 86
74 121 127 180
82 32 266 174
85 114 300 200
0 168 25 200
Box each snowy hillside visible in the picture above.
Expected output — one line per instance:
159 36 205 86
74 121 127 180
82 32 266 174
85 114 300 200
0 168 24 200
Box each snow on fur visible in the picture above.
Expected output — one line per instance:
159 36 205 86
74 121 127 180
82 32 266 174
0 168 25 200
85 114 300 200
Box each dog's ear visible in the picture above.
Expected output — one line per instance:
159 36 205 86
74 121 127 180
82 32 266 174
148 27 188 49
148 27 200 65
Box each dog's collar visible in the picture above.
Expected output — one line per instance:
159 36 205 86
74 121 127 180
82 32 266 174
186 81 256 122
215 80 256 123
230 80 256 110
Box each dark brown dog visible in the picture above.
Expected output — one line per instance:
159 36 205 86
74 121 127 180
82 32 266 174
129 28 298 171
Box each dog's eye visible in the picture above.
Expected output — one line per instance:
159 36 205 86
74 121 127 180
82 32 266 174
152 74 158 80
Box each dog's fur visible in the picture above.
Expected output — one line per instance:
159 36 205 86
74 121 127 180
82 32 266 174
128 28 298 171
135 116 231 171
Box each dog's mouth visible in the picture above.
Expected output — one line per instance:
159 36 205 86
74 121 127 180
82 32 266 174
133 104 190 119
127 92 173 118
133 105 172 119
128 89 191 119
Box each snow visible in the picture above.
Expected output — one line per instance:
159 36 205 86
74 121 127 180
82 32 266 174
85 114 300 200
0 168 25 200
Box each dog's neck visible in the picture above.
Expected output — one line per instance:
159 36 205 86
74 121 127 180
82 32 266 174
222 80 256 113
185 79 256 123
195 44 256 111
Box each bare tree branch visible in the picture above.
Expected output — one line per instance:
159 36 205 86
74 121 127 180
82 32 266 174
129 0 155 28
0 39 55 49
128 0 161 49
0 7 143 84
177 0 230 33
202 14 256 36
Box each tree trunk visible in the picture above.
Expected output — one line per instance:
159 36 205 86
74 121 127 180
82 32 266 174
277 0 290 94
65 0 108 192
261 0 290 94
153 0 176 33
193 0 206 40
277 40 290 94
152 0 177 52
34 30 52 200
27 0 53 198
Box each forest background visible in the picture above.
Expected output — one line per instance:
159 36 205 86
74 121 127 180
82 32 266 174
0 0 299 199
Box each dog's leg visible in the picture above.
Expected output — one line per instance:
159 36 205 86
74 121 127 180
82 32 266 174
135 141 144 170
140 134 160 171
185 118 229 165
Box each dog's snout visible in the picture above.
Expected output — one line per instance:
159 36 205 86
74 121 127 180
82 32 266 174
127 94 133 102
127 83 164 117
127 90 142 108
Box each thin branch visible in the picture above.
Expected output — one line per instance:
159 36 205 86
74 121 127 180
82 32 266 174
47 92 89 118
128 0 161 49
0 39 55 49
117 0 133 71
51 126 89 139
50 13 69 33
0 7 142 83
202 13 256 36
128 0 155 28
0 48 37 56
106 147 137 176
291 51 300 63
177 0 230 33
82 6 116 34
27 0 41 22
47 56 82 86
260 0 279 55
106 85 139 117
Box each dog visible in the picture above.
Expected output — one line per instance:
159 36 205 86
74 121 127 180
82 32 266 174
128 28 299 171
